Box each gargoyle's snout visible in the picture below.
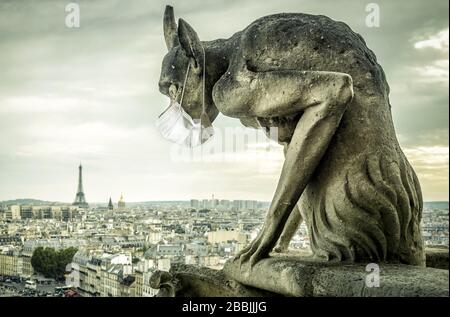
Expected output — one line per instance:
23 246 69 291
158 80 179 100
158 79 169 96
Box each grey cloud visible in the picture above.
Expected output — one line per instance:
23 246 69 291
0 0 448 202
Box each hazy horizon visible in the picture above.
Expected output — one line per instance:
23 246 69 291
0 0 448 202
1 197 448 205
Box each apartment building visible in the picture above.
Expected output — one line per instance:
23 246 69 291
0 246 23 277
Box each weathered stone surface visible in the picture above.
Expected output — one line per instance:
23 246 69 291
425 246 449 270
223 252 449 296
150 264 279 297
151 259 448 297
311 262 448 297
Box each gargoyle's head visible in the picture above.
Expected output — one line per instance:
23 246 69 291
158 5 219 122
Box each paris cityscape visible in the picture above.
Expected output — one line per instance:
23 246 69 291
0 0 448 302
0 164 448 297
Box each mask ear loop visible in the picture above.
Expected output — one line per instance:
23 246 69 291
158 62 191 119
199 46 213 131
179 62 191 109
201 46 206 116
172 47 205 117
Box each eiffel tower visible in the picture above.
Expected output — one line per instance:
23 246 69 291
73 164 89 208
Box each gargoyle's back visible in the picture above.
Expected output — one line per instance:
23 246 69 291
238 13 389 98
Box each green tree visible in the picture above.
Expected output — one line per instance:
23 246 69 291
31 247 78 280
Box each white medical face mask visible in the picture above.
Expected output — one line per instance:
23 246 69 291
156 98 214 147
156 50 213 148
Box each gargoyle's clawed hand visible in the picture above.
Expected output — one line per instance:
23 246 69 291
233 229 274 271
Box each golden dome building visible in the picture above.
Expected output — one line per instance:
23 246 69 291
118 194 126 209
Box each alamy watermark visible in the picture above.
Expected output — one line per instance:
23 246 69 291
65 263 80 288
365 3 380 28
65 3 80 28
365 263 380 288
167 126 282 163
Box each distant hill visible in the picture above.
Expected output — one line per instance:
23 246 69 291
1 199 446 209
0 198 65 206
138 201 190 205
424 201 449 210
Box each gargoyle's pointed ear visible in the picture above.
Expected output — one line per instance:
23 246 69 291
163 5 179 50
178 18 204 68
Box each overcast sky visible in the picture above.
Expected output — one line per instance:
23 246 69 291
0 0 448 203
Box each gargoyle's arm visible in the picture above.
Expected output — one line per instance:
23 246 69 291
234 70 354 266
219 70 353 118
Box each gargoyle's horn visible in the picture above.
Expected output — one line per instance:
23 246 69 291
163 5 179 50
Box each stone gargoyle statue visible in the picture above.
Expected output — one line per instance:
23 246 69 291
157 5 425 280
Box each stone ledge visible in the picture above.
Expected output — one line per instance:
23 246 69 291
425 246 449 270
150 263 280 297
222 255 449 297
150 255 449 297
